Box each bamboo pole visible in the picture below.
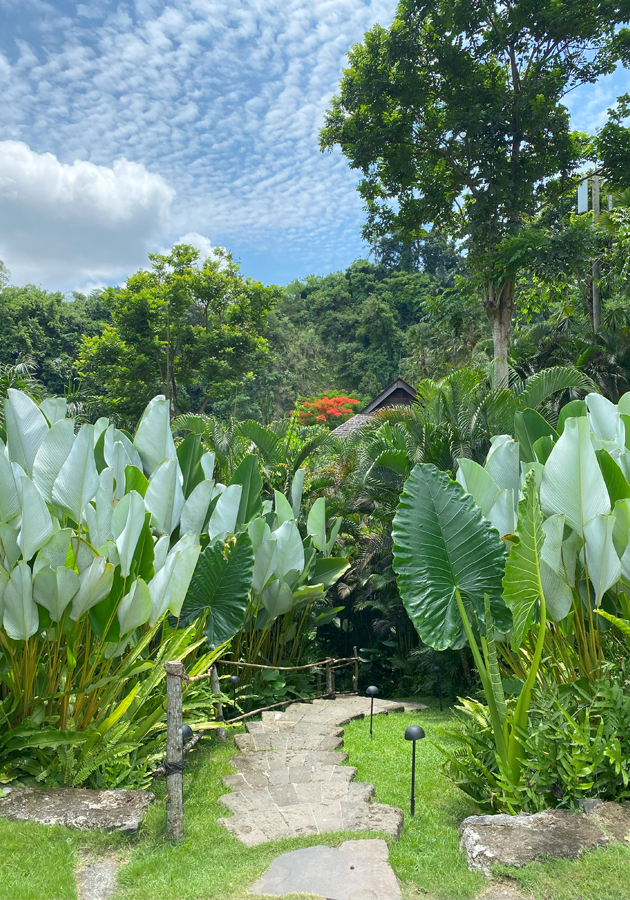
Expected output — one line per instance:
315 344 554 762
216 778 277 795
210 665 225 742
352 646 359 693
164 660 184 839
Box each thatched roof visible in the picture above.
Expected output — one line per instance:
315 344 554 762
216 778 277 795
331 379 417 439
330 413 372 438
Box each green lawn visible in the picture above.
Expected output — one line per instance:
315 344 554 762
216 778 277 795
1 703 630 899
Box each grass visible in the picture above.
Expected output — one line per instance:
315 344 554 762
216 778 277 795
2 702 630 899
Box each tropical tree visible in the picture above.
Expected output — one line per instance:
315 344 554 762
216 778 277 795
320 0 630 383
78 245 276 427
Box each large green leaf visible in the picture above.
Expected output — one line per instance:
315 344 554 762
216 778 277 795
5 389 48 475
18 476 54 561
70 556 115 620
587 393 625 448
52 424 99 522
33 565 80 622
235 420 284 466
177 433 204 498
148 534 201 624
0 453 20 522
178 533 254 648
392 464 508 651
32 418 76 503
514 409 558 464
518 367 596 410
117 577 152 635
310 556 350 589
307 497 327 551
270 520 304 579
208 484 242 539
456 459 499 516
583 514 621 606
229 455 263 529
502 471 546 651
133 395 177 475
540 415 610 534
557 400 587 434
3 560 38 640
180 479 214 536
111 490 146 576
595 450 630 505
144 457 185 535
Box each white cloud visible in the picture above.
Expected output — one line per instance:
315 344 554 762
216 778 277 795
173 231 215 260
0 140 174 286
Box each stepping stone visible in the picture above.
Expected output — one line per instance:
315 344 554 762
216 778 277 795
0 786 154 832
250 838 402 899
218 697 405 845
76 857 118 900
460 809 609 875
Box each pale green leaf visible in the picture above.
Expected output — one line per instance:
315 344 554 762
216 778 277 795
32 418 76 503
307 497 326 551
18 476 54 561
3 560 38 640
326 517 342 555
540 416 610 534
200 452 215 480
485 436 520 498
70 556 115 620
133 396 177 475
261 579 294 619
252 539 278 594
586 393 625 449
33 565 80 621
84 488 114 548
208 484 242 540
52 424 99 521
487 489 515 537
274 490 294 525
540 561 573 621
612 498 630 557
248 517 271 551
40 398 67 424
153 534 170 573
111 490 146 576
456 458 500 516
541 515 566 572
503 471 545 651
0 452 20 522
5 389 49 475
583 514 621 605
117 577 152 635
0 523 21 569
144 457 185 535
180 479 214 535
270 519 304 578
148 534 201 624
291 468 305 517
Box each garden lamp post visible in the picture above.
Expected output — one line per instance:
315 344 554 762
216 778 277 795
404 724 425 816
433 665 443 711
366 685 379 736
181 723 194 743
229 674 240 712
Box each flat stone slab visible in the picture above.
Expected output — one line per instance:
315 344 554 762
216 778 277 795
461 809 609 875
250 838 402 899
588 800 630 843
76 858 118 900
0 786 154 832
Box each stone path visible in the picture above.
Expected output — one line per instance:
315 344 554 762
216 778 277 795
217 695 406 845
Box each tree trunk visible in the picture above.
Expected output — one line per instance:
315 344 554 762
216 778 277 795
483 279 515 389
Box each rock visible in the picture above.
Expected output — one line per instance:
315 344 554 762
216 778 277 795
460 809 609 875
587 801 630 843
391 700 429 712
250 838 402 900
0 786 154 832
76 858 118 900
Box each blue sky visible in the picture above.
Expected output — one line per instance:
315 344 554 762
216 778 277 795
0 0 627 292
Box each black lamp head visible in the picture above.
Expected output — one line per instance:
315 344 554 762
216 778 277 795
432 665 441 672
181 723 194 742
228 675 240 685
366 685 379 697
405 724 426 742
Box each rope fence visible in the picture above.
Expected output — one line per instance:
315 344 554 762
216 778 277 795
160 648 364 838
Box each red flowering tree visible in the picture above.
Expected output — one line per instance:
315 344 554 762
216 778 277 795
292 393 360 427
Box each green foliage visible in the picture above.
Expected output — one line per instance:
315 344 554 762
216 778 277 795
78 245 277 428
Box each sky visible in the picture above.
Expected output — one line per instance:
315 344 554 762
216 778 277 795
0 0 627 292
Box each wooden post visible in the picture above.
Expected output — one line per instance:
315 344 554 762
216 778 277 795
352 646 359 694
164 660 184 839
325 660 334 698
210 665 225 742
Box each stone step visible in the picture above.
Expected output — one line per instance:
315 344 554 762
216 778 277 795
222 762 356 793
247 718 343 737
217 800 403 847
218 778 374 814
235 732 343 753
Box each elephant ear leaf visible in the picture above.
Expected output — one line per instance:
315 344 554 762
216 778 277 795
392 463 508 651
502 470 546 651
178 533 254 649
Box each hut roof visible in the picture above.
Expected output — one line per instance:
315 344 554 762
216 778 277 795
330 379 417 438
